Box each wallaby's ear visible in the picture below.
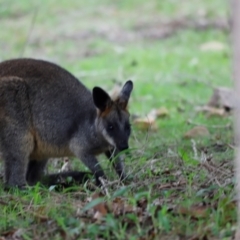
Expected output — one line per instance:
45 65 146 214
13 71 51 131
117 80 133 109
92 87 112 112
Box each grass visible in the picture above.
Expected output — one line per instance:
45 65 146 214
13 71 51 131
0 0 236 239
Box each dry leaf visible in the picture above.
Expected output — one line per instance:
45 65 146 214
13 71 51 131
196 105 226 117
93 210 106 220
133 116 158 130
111 197 134 216
91 192 108 220
177 205 209 218
208 87 235 109
184 126 210 139
133 106 169 130
148 107 169 119
155 107 169 117
200 41 226 52
93 202 108 217
83 192 109 221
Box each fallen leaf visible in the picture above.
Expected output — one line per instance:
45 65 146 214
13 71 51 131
196 105 226 117
184 126 210 139
133 106 169 130
111 197 134 216
208 87 235 110
148 107 169 118
177 205 209 218
200 41 226 52
133 116 158 130
93 210 106 221
93 202 108 217
91 192 108 220
82 192 106 214
82 192 109 221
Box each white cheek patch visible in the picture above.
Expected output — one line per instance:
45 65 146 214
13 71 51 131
102 128 116 147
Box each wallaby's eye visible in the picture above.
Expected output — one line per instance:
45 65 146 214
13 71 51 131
108 124 114 131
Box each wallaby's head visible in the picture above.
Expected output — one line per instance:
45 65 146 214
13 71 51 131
93 80 133 151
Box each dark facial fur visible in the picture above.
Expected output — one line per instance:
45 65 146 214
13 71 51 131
93 81 133 151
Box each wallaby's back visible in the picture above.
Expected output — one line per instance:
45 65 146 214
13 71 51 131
0 59 96 156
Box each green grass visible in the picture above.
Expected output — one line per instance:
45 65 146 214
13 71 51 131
0 0 236 239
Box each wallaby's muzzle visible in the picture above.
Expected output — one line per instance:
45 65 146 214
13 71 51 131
118 142 129 151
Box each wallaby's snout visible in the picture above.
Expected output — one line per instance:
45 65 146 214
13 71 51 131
118 142 129 152
115 131 130 152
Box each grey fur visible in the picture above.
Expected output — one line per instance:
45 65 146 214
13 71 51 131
0 58 133 187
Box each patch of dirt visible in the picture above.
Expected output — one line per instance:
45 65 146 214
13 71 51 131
60 17 229 44
29 17 229 48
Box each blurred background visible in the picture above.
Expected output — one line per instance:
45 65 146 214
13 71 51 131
0 0 231 148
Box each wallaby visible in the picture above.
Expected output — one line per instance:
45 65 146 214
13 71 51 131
0 58 133 188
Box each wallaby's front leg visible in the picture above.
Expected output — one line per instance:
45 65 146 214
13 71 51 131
26 159 48 186
80 153 106 186
105 149 126 180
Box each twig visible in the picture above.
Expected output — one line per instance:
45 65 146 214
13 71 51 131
191 139 198 160
99 177 110 197
19 7 38 57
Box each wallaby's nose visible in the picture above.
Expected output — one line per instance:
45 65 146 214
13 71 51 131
118 143 129 151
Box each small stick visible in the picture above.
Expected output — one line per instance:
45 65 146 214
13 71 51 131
99 177 110 197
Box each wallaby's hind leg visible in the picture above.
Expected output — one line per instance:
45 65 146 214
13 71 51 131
26 159 48 186
0 77 33 188
2 140 32 188
105 150 126 180
0 127 33 188
4 154 28 188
